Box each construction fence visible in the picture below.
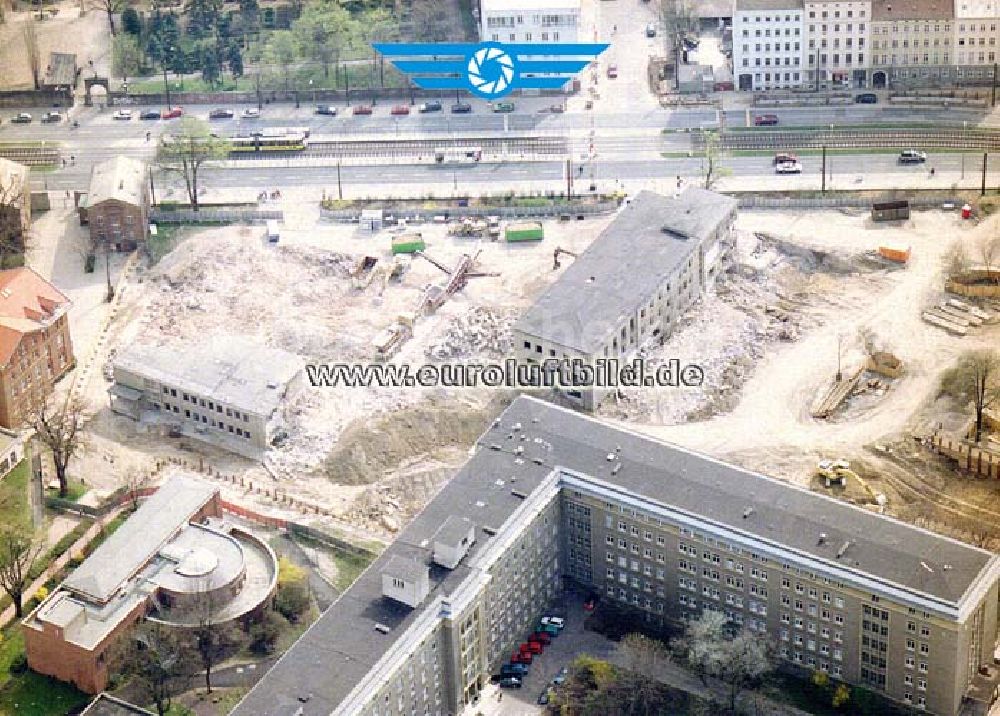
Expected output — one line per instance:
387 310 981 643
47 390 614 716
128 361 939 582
151 208 283 224
321 199 619 224
928 434 1000 479
736 194 963 210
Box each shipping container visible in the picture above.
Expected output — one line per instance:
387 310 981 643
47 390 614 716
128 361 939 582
878 243 911 263
391 233 425 254
871 200 910 222
505 221 544 242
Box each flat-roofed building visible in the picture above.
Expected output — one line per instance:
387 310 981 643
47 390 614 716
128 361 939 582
869 0 956 88
85 156 150 252
804 0 872 88
232 396 1000 716
479 0 580 44
733 0 807 91
109 336 304 460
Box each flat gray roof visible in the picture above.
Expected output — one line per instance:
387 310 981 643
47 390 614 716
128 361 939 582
383 554 430 584
514 189 736 355
114 336 302 417
81 694 155 716
434 515 475 547
737 0 803 11
233 396 996 716
63 476 217 603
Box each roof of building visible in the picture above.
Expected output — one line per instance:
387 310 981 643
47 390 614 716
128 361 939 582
81 694 155 716
480 0 580 12
232 396 998 716
62 476 218 603
872 0 954 20
0 267 71 366
382 554 429 583
433 515 475 546
514 189 737 355
113 336 303 417
43 52 77 87
0 158 28 197
87 156 147 208
736 0 803 11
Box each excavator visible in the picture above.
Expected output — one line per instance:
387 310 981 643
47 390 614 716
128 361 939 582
553 247 578 270
816 459 886 508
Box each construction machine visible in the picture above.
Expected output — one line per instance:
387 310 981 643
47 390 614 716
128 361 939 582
553 247 578 270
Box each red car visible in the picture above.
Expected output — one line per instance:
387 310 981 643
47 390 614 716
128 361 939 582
352 104 373 115
522 641 543 655
390 104 410 115
530 632 551 645
511 650 533 664
162 107 184 119
753 114 779 126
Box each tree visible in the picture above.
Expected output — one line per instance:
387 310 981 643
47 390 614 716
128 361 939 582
410 2 449 42
292 3 355 80
262 30 297 89
0 168 28 269
187 584 244 693
196 39 223 87
121 5 141 35
674 610 772 713
32 397 86 499
111 620 194 716
248 610 282 655
940 350 1000 443
156 118 231 211
112 33 143 81
237 0 260 45
832 683 851 709
0 525 43 618
619 632 670 682
90 0 123 35
274 555 310 622
978 234 1000 284
183 0 222 40
700 131 730 190
226 42 244 79
22 20 41 90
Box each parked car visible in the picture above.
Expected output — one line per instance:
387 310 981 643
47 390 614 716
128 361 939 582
606 64 619 78
855 92 878 104
538 688 552 705
552 667 569 685
140 110 161 120
549 103 566 113
491 101 515 113
541 616 565 629
490 674 503 684
418 100 442 113
754 114 779 126
530 631 551 645
898 149 927 164
391 104 410 115
315 104 338 116
241 108 261 119
162 107 184 119
209 108 234 119
775 160 803 174
646 23 657 37
10 113 32 124
41 111 62 123
451 102 472 114
522 641 543 655
499 677 522 689
501 663 529 677
583 597 597 611
352 104 373 115
537 623 560 636
113 109 133 120
773 152 798 165
511 650 533 664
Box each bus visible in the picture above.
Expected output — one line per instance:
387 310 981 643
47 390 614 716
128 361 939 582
229 131 309 152
433 147 482 165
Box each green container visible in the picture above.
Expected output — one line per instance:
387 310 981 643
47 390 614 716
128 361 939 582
505 221 544 242
391 233 426 254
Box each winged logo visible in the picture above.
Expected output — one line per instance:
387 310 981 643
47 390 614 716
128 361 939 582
372 42 610 100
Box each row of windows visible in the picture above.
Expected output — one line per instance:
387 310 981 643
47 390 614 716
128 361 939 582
160 385 250 421
160 402 255 440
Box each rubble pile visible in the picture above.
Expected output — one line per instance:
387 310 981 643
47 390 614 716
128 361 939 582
425 306 517 360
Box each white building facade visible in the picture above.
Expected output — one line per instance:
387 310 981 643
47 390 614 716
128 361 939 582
733 0 807 90
479 0 581 44
804 0 873 88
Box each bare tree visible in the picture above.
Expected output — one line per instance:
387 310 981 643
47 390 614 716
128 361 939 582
0 169 29 268
23 20 41 90
979 234 1000 284
619 632 670 681
945 243 970 277
940 349 1000 443
701 132 730 190
111 620 195 716
186 582 245 693
0 524 44 618
90 0 123 34
32 397 87 499
156 118 231 211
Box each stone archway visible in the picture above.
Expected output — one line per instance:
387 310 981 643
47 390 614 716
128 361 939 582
84 76 110 107
871 71 887 89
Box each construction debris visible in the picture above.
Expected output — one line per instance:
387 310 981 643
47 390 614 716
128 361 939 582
425 307 516 360
922 297 991 336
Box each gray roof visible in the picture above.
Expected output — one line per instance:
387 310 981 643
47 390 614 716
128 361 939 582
514 189 736 355
736 0 803 11
81 694 155 716
232 396 996 716
433 515 475 547
871 0 953 20
63 476 217 603
87 156 147 207
114 336 302 416
44 52 77 87
382 554 429 583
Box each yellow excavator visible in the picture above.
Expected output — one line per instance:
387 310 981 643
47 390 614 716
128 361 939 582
817 459 886 507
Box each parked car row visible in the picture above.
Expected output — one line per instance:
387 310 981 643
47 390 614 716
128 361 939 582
5 111 61 124
489 615 565 691
113 108 184 120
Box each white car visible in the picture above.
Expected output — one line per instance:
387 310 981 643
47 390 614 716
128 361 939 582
112 109 133 120
242 108 261 119
775 160 803 174
541 616 565 629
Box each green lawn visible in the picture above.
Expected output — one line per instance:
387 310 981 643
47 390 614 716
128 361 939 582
0 628 88 716
0 459 32 528
333 551 373 592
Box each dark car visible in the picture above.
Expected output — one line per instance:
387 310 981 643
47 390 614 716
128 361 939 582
753 114 779 126
499 677 522 689
10 113 32 124
855 92 877 104
418 100 442 113
209 108 234 119
352 104 373 115
538 688 552 705
450 102 472 114
316 104 338 116
140 110 161 120
501 663 529 677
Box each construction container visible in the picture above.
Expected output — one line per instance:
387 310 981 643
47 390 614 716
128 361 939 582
391 233 425 254
505 221 544 243
878 243 911 263
962 204 972 219
871 200 909 222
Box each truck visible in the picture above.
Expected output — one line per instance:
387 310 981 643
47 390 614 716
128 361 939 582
504 221 544 243
372 314 415 359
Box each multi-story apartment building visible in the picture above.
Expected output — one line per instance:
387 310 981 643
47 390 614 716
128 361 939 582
511 188 738 410
109 337 303 460
478 0 580 44
870 0 955 89
954 0 999 86
232 396 1000 716
804 0 872 88
84 155 150 252
733 0 807 90
0 267 74 428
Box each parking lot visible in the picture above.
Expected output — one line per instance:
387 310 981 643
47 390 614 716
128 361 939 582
471 596 618 716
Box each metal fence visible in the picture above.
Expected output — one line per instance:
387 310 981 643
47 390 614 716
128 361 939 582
736 194 963 210
0 146 60 167
704 128 1000 151
321 199 619 223
151 208 283 224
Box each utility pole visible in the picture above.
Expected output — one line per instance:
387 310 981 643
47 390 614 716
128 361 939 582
993 62 998 107
566 158 572 198
821 145 827 192
982 153 988 197
149 169 156 205
337 161 343 200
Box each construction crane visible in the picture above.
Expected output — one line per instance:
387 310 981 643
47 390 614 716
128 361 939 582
553 246 578 270
414 250 499 313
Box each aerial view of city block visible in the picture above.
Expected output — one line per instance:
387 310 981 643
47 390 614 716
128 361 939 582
0 0 998 713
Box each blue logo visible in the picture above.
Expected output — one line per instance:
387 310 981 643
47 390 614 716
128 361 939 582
373 42 610 100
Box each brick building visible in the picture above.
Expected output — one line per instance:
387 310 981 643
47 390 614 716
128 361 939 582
85 156 150 252
0 267 74 428
23 476 279 694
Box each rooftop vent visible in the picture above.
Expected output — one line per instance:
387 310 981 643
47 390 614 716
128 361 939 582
511 489 527 499
475 500 486 508
611 463 622 475
490 444 502 451
374 623 391 634
532 457 544 465
943 564 952 571
818 533 827 545
483 526 498 536
836 541 852 559
512 422 522 430
742 507 754 519
921 561 934 573
606 453 616 461
515 446 524 455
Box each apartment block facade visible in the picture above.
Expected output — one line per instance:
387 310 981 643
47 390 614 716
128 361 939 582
479 0 580 44
233 397 1000 716
803 0 872 88
733 0 807 91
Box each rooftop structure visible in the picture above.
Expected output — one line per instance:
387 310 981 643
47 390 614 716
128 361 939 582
43 52 77 88
80 694 155 716
871 0 953 20
87 156 147 208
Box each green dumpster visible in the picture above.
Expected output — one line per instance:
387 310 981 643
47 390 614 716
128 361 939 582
391 233 426 254
505 221 544 242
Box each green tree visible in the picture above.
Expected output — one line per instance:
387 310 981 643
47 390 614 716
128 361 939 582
227 42 244 79
263 30 298 89
274 556 310 622
197 39 223 87
700 131 730 190
238 0 260 42
112 33 143 81
121 5 141 35
0 524 43 618
156 117 231 211
183 0 222 40
292 2 355 79
111 620 195 716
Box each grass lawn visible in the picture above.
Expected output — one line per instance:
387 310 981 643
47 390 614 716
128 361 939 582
50 480 87 503
333 550 373 592
0 458 32 528
0 628 88 716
